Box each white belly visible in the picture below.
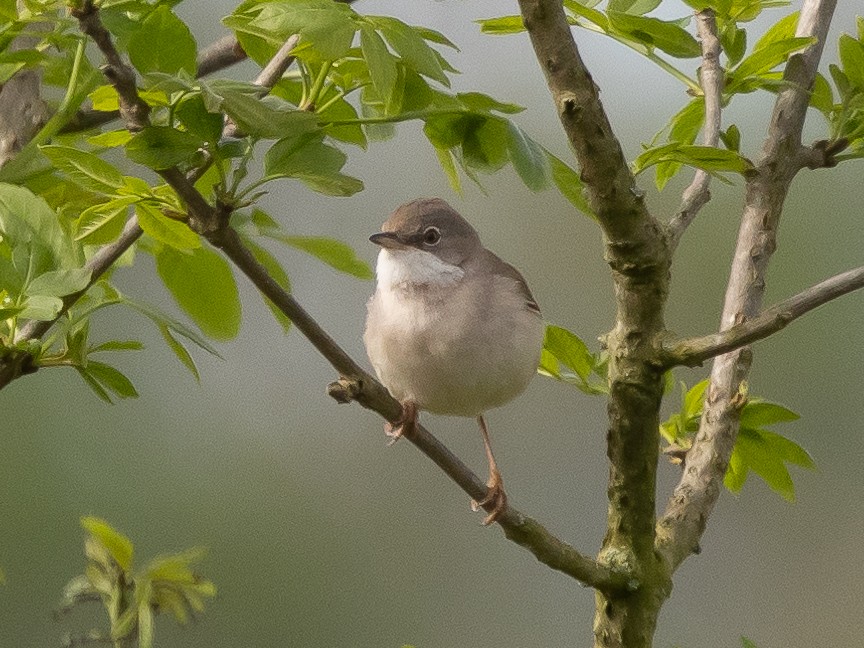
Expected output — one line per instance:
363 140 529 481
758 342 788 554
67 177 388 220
364 251 544 417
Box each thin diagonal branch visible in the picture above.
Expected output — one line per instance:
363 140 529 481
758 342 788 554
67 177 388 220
210 227 632 593
667 9 722 252
663 265 864 368
656 0 838 572
42 0 632 593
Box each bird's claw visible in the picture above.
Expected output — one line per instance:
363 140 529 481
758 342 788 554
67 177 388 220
470 475 508 526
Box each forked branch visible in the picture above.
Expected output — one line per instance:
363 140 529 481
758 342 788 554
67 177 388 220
664 265 864 367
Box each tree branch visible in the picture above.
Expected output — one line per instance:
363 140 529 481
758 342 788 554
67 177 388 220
664 265 864 367
210 227 631 593
34 0 631 593
656 0 838 572
667 9 722 252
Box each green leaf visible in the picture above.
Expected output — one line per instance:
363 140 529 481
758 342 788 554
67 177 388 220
546 151 593 217
19 295 63 320
608 0 662 15
26 268 91 297
458 92 524 115
40 145 125 195
758 429 815 469
126 127 203 170
128 5 197 76
607 11 701 59
752 11 799 53
724 443 748 493
89 340 144 353
720 124 741 151
81 517 134 572
229 0 358 60
215 88 319 139
242 238 292 333
462 117 510 172
683 379 709 419
432 145 461 193
839 33 864 90
374 16 449 86
86 361 139 399
122 298 223 359
155 246 241 341
740 637 759 648
361 26 399 114
634 143 752 178
476 15 525 36
263 132 363 196
87 130 134 148
727 37 815 93
543 324 593 381
175 94 225 144
76 196 138 245
720 25 747 66
739 400 799 427
809 73 834 117
136 203 200 250
506 123 551 191
158 323 200 381
735 428 796 501
267 233 373 279
654 98 705 189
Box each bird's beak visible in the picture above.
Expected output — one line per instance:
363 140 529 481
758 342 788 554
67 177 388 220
369 231 407 249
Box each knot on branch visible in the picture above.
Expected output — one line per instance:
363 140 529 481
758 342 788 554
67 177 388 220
327 376 362 404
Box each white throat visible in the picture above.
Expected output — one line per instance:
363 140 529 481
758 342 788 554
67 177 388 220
376 248 465 289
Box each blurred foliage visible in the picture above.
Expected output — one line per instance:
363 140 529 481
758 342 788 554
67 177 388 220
58 517 215 648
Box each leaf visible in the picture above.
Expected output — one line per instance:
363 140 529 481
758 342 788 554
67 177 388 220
89 340 144 353
87 130 134 148
76 196 138 245
128 5 197 76
752 11 799 53
40 145 125 195
267 233 373 279
546 151 593 217
720 124 741 152
758 429 815 469
839 33 864 90
432 145 461 192
724 443 748 493
19 295 63 320
263 132 363 196
374 16 449 86
727 37 815 92
158 323 200 381
126 127 203 170
215 88 319 139
720 25 747 67
76 366 113 403
26 268 91 297
462 117 510 172
735 428 796 501
506 123 551 191
155 246 241 341
543 324 593 381
86 361 139 399
81 517 134 572
608 0 662 15
231 0 358 60
607 11 701 59
653 98 705 189
175 94 225 144
361 26 400 114
476 15 525 36
136 203 200 250
739 400 800 427
122 298 223 359
634 143 752 178
241 238 293 333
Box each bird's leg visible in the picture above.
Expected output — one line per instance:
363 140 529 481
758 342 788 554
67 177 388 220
470 415 508 525
384 400 418 446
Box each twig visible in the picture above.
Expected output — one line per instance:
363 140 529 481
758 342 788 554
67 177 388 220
663 265 864 367
13 215 143 344
223 34 300 138
667 9 723 252
197 33 247 78
656 0 839 572
210 227 631 593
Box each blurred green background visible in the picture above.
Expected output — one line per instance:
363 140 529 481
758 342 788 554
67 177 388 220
2 1 863 647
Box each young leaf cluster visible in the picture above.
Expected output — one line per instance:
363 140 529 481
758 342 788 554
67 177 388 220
538 324 608 395
59 516 215 648
660 380 814 500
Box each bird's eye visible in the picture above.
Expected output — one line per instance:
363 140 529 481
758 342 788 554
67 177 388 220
423 226 441 245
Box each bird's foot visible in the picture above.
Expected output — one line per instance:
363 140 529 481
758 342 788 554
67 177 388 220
384 401 417 446
470 470 507 526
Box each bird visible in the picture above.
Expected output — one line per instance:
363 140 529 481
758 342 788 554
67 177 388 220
363 198 545 524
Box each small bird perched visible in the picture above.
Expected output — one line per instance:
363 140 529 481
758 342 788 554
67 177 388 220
363 198 545 524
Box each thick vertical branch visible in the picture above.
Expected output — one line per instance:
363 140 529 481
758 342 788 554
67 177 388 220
517 1 672 646
657 0 838 571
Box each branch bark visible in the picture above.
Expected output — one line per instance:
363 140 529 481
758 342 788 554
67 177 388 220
18 0 629 594
516 1 672 645
656 0 839 571
667 9 723 251
664 265 864 368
